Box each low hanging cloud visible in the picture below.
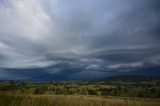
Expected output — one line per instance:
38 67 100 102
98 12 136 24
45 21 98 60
0 0 160 80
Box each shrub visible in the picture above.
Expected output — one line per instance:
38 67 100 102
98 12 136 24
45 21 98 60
88 89 97 95
34 87 46 94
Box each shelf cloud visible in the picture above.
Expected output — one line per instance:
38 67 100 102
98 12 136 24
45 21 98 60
0 0 160 80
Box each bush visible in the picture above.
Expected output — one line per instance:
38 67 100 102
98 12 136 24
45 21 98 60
88 89 97 95
34 87 46 94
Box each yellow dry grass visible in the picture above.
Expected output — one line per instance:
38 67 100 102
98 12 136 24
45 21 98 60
0 93 159 106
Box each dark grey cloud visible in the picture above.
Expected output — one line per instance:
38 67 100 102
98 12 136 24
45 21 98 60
0 0 160 80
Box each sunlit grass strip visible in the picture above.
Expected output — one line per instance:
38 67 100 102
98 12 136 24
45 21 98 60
0 94 159 106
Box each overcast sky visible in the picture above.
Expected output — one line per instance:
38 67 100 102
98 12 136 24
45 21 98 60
0 0 160 80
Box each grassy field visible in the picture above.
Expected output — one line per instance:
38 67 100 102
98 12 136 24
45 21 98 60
0 94 160 106
0 76 159 106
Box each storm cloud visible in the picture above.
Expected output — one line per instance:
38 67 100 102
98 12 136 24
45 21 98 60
0 0 160 80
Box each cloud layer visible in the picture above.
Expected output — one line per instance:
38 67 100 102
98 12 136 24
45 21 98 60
0 0 160 80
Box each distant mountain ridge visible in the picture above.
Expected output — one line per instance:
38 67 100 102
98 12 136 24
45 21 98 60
96 75 160 82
